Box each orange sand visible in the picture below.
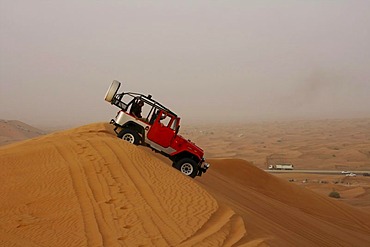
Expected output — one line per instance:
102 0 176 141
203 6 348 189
1 123 370 246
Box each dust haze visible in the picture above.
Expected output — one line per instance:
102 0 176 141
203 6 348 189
1 1 369 128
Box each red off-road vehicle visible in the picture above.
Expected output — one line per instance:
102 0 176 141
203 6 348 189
104 80 210 178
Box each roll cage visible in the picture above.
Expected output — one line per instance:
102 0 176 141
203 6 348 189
112 92 176 116
111 92 180 131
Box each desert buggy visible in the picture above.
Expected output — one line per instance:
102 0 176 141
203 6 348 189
104 80 210 178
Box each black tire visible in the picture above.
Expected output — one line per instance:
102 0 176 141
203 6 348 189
175 158 199 178
117 129 140 145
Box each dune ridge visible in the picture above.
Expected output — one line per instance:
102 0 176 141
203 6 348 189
0 120 45 146
0 123 246 246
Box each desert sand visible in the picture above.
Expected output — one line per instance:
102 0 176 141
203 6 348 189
0 120 45 146
1 122 370 246
272 173 370 210
182 118 370 171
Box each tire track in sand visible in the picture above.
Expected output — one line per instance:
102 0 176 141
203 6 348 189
69 130 171 246
18 123 248 246
54 139 104 246
178 205 246 246
105 139 247 246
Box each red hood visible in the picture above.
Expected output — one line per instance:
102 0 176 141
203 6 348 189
174 134 204 159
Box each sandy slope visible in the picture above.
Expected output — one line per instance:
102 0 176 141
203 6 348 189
0 123 246 247
273 173 370 210
196 159 370 246
1 123 370 246
0 120 45 146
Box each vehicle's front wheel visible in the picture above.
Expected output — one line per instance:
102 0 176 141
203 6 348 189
117 129 140 145
175 158 199 178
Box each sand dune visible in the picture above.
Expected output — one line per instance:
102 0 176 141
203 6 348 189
0 120 45 146
0 123 246 246
196 159 370 246
1 123 370 246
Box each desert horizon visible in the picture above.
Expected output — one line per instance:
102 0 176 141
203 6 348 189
3 117 370 170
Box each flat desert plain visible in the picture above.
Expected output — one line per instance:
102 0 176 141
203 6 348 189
1 120 370 246
182 118 370 171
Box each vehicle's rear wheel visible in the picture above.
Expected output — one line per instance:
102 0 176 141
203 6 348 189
104 80 121 102
175 158 198 178
117 129 140 145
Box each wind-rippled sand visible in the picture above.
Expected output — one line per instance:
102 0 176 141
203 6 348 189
1 123 370 246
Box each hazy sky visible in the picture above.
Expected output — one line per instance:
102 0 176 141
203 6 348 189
1 1 370 128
